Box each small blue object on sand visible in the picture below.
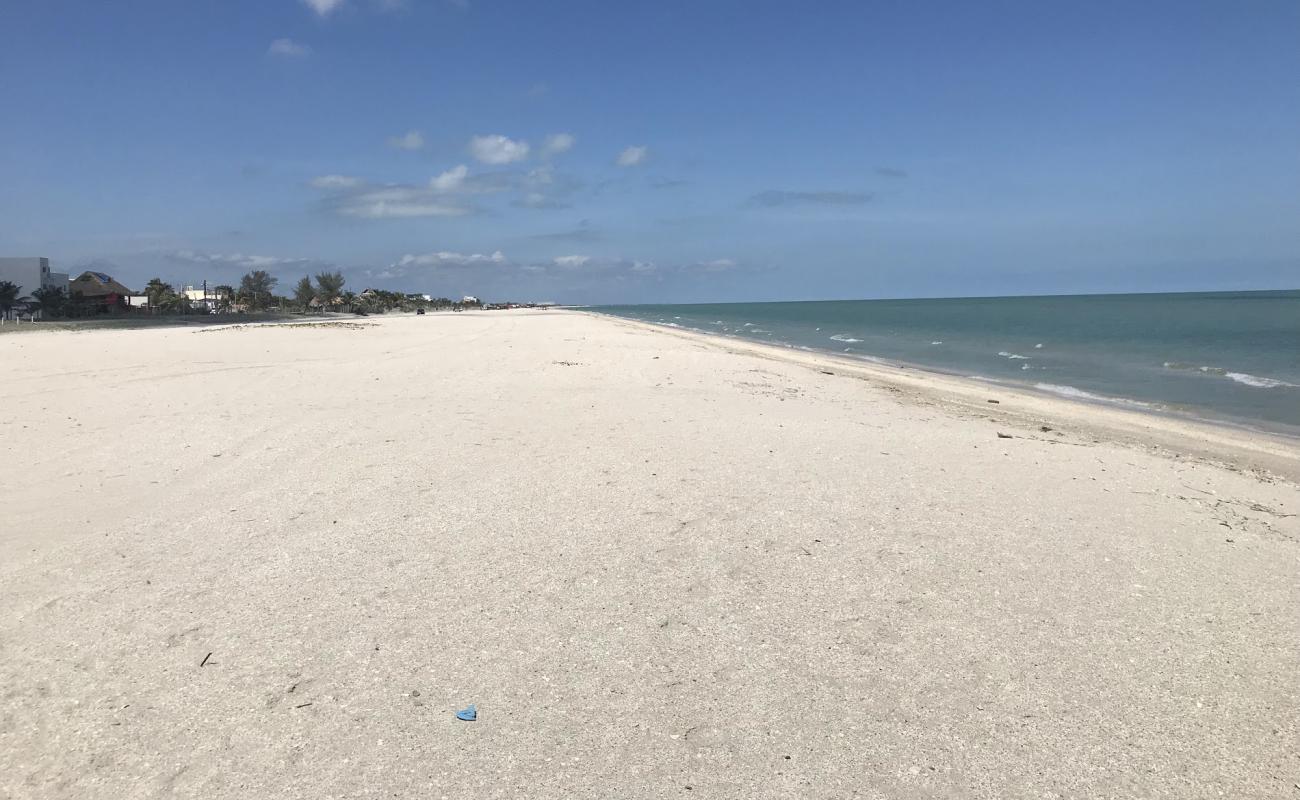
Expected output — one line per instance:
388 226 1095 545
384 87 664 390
456 704 477 721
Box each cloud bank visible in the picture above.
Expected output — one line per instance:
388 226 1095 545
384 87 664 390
747 190 873 207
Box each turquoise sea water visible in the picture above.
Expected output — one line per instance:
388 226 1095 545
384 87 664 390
593 291 1300 435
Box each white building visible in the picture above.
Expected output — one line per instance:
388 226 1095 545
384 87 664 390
182 284 231 312
0 257 69 297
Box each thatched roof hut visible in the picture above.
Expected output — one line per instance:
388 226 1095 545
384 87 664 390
69 271 133 298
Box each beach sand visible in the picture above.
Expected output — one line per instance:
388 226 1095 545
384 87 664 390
2 310 1297 799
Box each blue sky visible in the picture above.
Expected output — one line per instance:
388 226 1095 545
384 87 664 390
2 0 1297 303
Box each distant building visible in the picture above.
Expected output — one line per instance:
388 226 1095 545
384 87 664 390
69 270 134 313
182 284 230 312
0 257 69 297
462 295 479 305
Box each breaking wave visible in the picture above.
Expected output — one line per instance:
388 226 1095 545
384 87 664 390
829 334 863 343
1163 362 1295 389
1035 383 1153 408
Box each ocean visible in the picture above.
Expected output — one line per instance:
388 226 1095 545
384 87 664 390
592 290 1300 436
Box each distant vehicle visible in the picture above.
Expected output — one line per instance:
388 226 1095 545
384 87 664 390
415 308 425 315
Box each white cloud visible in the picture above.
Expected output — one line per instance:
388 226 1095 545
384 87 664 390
515 192 571 209
310 174 362 188
699 258 736 271
167 250 310 270
541 133 575 157
396 251 507 267
302 0 345 16
616 146 648 167
268 38 311 57
552 255 590 268
314 179 475 218
430 164 468 192
339 196 469 218
335 186 470 218
388 130 425 151
469 134 530 164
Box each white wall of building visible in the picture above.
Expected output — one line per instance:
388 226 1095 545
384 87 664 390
0 257 66 296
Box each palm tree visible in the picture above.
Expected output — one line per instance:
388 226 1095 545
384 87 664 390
293 276 315 310
30 286 67 318
0 281 18 320
157 291 189 313
212 285 235 312
314 271 345 310
144 278 174 311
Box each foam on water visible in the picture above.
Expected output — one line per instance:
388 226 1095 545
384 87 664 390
998 351 1031 360
1163 362 1295 389
830 334 863 343
1225 372 1294 388
1035 383 1153 408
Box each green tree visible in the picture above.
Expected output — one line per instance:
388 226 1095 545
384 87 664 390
239 270 278 310
293 275 316 309
0 281 19 318
144 278 174 310
314 271 345 309
31 286 67 317
158 291 190 313
213 285 235 312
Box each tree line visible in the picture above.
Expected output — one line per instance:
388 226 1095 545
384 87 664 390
2 270 476 319
0 280 83 319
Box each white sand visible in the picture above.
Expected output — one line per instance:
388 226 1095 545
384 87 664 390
2 310 1297 799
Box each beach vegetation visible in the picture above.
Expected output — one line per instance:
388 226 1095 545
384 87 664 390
293 276 315 310
213 285 235 312
31 286 67 317
143 278 175 311
0 281 19 318
238 270 279 311
314 271 346 309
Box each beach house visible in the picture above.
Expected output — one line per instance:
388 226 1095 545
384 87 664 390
69 270 134 313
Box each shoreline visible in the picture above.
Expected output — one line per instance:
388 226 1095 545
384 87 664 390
584 311 1300 481
583 298 1300 440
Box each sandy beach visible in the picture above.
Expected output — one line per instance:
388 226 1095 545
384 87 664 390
2 309 1297 799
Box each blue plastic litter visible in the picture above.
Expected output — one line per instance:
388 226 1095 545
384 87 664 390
456 704 477 722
